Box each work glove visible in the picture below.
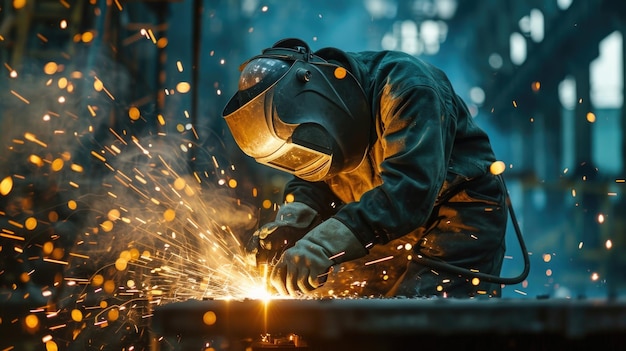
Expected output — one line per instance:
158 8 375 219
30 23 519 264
245 202 322 267
270 218 368 296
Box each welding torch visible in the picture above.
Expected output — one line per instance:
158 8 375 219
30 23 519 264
245 202 323 291
254 230 291 292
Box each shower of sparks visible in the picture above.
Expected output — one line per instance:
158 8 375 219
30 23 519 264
1 45 265 351
2 129 266 347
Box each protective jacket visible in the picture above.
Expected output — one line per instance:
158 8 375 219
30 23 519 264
282 48 507 298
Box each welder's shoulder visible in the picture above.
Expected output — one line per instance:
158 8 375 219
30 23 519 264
349 51 452 92
317 47 451 98
352 51 441 76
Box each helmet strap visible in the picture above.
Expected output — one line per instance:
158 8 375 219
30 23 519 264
238 38 326 71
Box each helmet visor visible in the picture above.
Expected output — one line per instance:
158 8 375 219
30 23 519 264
223 70 332 181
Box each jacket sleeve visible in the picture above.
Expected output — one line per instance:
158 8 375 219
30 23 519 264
283 178 344 220
334 82 458 246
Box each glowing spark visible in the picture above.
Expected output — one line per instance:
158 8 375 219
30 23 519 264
0 176 13 195
37 33 48 43
591 272 599 281
202 311 217 326
108 128 128 145
0 233 25 241
597 213 605 224
13 0 27 9
87 104 97 117
364 255 394 266
157 37 168 48
24 133 48 148
25 217 37 230
147 29 157 44
70 163 84 172
91 151 107 163
10 90 30 104
606 239 613 249
489 161 506 175
193 172 202 184
129 106 141 121
531 81 541 92
93 77 115 100
176 82 191 93
43 258 69 265
132 137 151 156
28 155 43 167
5 63 17 78
116 170 132 185
69 252 90 259
8 219 23 228
81 31 94 43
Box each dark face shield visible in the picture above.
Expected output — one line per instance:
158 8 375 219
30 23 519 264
223 90 332 181
223 58 371 182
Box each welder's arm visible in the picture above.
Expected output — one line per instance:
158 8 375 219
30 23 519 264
334 84 456 246
245 202 322 268
270 217 367 296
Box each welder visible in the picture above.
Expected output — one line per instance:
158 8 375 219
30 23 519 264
222 38 509 298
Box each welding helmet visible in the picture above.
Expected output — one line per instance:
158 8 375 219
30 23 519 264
222 38 371 182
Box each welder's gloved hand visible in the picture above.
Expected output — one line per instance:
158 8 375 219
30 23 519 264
270 218 368 296
244 202 322 267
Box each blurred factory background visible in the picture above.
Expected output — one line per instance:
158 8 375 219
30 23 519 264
1 0 626 349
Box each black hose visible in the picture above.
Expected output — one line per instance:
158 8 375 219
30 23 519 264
414 174 531 285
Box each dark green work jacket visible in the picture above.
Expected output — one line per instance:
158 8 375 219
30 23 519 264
284 48 507 298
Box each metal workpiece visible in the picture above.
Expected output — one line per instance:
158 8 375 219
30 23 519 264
152 297 626 350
